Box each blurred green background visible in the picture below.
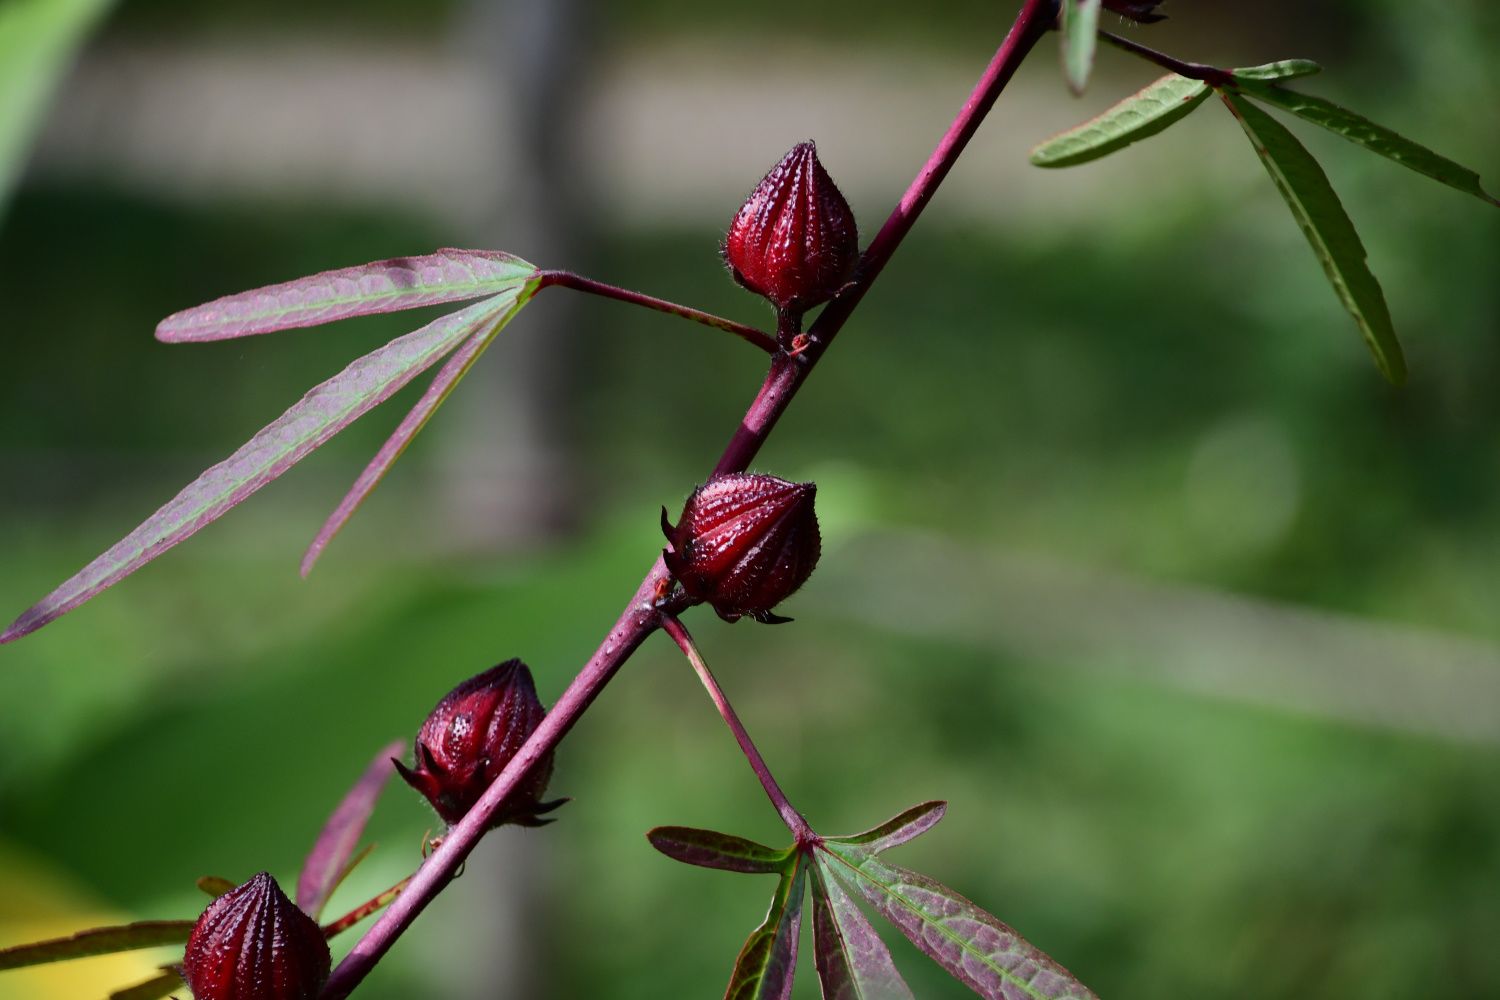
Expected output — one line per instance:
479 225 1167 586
2 1 1498 998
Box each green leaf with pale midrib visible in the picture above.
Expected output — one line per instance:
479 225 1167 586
1231 59 1321 82
1220 91 1406 383
1031 73 1210 168
1233 81 1500 207
725 857 807 1000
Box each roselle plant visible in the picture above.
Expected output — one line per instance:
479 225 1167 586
2 1 1496 997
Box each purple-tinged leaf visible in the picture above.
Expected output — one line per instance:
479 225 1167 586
725 858 807 1000
109 969 183 1000
827 801 946 854
647 826 793 875
196 875 236 898
300 300 516 574
155 249 536 342
2 290 531 645
1059 0 1102 96
0 922 193 970
810 866 915 1000
819 843 1098 1000
297 739 405 919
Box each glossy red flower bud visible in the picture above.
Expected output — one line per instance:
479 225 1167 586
661 473 821 624
182 872 330 1000
723 141 858 314
394 659 566 829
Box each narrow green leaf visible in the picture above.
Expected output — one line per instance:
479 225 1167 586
109 969 183 1000
1031 74 1210 168
1059 0 1102 96
0 922 193 971
826 801 946 854
1234 81 1500 206
647 826 793 875
196 875 236 898
1230 59 1322 82
725 857 807 1000
1221 92 1406 383
820 843 1097 1000
2 287 535 645
155 249 538 342
810 865 915 1000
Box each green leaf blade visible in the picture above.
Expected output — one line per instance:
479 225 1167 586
810 865 915 1000
1235 82 1500 206
155 249 537 342
1031 74 1211 168
1 289 533 645
1220 92 1406 382
820 844 1097 1000
1230 59 1322 82
647 827 793 875
1058 0 1102 96
0 922 193 971
827 801 946 854
725 859 807 1000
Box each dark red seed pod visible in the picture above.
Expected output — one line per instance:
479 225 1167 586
182 872 330 1000
662 473 821 625
722 141 858 314
394 659 566 829
1103 0 1166 23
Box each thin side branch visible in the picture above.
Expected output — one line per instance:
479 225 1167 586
1099 29 1236 87
537 270 777 353
662 614 812 840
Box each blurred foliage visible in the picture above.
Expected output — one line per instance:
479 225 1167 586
1 1 1498 999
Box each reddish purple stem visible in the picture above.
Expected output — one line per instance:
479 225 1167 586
320 6 1048 996
662 614 812 840
537 270 777 354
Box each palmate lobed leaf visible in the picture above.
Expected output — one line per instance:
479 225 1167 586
810 866 915 1000
1232 81 1500 206
0 922 193 971
1220 92 1406 383
155 249 537 342
1030 73 1211 168
1058 0 1102 96
1 285 536 645
826 801 946 854
297 739 405 919
647 826 793 875
725 857 807 1000
818 843 1098 1000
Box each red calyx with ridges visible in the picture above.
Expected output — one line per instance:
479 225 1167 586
182 872 330 1000
662 473 821 624
722 141 859 316
394 659 566 829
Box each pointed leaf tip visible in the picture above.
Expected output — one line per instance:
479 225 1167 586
1221 92 1406 383
298 738 406 919
1060 0 1103 96
155 249 536 342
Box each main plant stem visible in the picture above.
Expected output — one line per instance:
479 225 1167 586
662 614 813 841
321 5 1048 995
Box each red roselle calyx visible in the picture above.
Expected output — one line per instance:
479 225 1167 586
662 473 821 624
395 659 566 829
182 872 330 1000
723 140 858 320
